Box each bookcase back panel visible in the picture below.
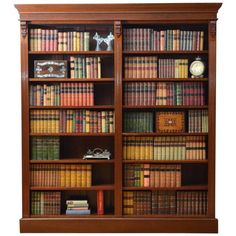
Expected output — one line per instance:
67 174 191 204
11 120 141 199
94 83 114 105
60 136 114 160
181 164 208 186
92 164 114 185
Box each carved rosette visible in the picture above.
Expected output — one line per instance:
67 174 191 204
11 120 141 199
20 21 28 38
209 21 216 39
114 21 122 38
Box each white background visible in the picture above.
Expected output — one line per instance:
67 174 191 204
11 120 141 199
0 0 234 235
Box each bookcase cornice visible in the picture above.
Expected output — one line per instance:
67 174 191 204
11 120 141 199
15 3 222 21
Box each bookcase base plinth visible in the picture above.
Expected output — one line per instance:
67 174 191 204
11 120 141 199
20 217 218 233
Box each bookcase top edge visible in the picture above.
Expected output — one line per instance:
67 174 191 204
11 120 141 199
15 3 222 14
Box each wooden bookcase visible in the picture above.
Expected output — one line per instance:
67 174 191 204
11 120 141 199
16 3 221 233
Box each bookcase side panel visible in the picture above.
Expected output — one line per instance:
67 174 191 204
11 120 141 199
208 20 217 217
20 20 30 217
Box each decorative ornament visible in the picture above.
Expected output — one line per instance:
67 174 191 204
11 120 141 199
83 148 111 160
189 57 205 78
93 32 104 51
103 32 114 51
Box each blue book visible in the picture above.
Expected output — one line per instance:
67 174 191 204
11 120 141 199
66 209 91 215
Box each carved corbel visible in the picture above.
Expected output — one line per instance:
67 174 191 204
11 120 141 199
209 21 216 39
114 21 122 38
20 21 28 38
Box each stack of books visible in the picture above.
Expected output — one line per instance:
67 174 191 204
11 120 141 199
66 200 91 215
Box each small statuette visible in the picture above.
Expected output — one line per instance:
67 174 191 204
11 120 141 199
93 32 103 51
103 32 114 51
83 148 111 160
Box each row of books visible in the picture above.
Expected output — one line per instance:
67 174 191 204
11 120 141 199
123 28 204 51
30 83 94 106
124 57 158 78
177 191 208 215
124 82 206 106
31 191 61 215
188 110 208 133
123 111 208 133
30 110 114 133
70 56 102 79
156 82 205 106
123 136 207 160
30 164 92 187
158 59 189 78
123 190 207 215
124 57 203 79
124 112 154 133
66 200 91 215
30 29 90 51
152 191 176 214
31 137 60 160
124 164 181 187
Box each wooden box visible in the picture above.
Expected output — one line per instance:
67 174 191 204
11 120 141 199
156 112 185 133
34 60 67 78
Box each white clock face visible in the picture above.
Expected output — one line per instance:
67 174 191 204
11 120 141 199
190 61 205 76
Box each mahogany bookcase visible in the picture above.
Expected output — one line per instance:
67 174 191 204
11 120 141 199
16 3 221 233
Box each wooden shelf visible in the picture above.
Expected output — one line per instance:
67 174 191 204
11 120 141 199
30 133 115 137
122 132 208 136
123 214 209 218
29 78 114 82
123 50 208 55
123 105 208 109
31 185 114 191
30 159 114 164
30 214 115 218
123 160 208 164
29 51 113 55
30 105 114 109
123 185 208 191
123 78 208 82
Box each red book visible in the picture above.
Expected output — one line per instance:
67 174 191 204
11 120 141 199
49 29 54 51
97 190 104 215
45 29 50 51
